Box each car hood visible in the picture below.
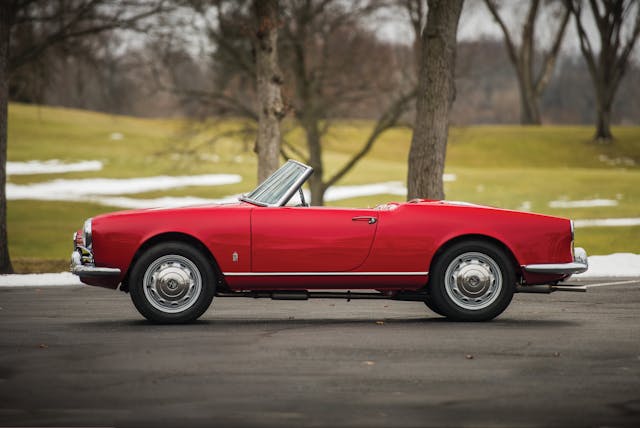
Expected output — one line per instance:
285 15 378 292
92 201 251 222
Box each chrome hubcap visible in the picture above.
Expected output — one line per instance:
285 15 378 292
444 252 502 310
143 255 202 313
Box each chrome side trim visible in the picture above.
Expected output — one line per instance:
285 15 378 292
223 271 428 276
523 247 588 275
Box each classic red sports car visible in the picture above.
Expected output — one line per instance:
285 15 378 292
71 160 588 323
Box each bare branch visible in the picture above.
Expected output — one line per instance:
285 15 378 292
325 88 416 188
484 0 519 65
535 3 570 95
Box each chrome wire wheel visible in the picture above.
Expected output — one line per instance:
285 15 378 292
142 254 203 314
444 251 502 311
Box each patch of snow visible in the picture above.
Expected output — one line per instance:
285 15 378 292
95 194 242 209
549 199 618 208
0 272 82 287
109 132 124 141
574 218 640 227
324 181 407 201
7 160 103 175
199 153 220 163
322 175 454 202
518 201 532 211
598 154 636 167
573 253 640 279
7 174 242 202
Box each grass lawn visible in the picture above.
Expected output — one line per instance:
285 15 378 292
6 103 640 272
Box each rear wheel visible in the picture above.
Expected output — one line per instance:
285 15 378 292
429 240 515 321
129 242 215 324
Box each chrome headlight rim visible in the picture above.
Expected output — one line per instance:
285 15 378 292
570 220 575 241
83 218 93 249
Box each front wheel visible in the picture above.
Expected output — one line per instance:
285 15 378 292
129 242 215 324
429 240 515 321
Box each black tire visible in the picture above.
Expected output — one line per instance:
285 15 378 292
429 240 515 321
129 241 215 324
424 297 445 316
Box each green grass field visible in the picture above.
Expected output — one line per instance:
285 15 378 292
6 103 640 272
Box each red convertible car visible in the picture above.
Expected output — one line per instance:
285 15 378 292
71 160 588 323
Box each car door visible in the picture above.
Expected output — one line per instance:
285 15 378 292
251 207 378 272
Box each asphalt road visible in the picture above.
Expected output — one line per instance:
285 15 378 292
0 279 639 428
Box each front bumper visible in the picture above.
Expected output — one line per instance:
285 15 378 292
523 247 588 275
70 246 121 277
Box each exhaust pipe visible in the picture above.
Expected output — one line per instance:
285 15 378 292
517 284 587 294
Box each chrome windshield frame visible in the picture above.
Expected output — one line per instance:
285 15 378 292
240 160 314 207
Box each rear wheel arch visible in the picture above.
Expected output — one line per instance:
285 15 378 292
121 232 224 293
429 234 520 282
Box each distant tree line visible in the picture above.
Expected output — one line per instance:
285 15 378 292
9 3 638 128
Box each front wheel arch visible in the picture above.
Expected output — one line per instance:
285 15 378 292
121 232 224 293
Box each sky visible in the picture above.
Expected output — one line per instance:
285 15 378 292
373 0 639 60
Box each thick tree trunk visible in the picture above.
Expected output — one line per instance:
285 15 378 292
407 0 463 201
595 93 614 142
304 117 325 206
253 0 284 183
0 1 14 274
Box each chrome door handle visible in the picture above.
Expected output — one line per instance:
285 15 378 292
352 216 377 224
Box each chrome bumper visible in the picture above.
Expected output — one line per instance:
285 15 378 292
70 247 121 277
523 247 588 275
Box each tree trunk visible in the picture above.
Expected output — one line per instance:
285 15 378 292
485 0 569 126
253 0 284 183
518 74 541 125
407 0 463 201
0 1 14 274
304 117 325 206
595 91 614 142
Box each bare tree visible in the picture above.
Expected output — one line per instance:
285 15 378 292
169 0 415 205
407 0 464 200
0 2 15 274
566 0 640 142
0 0 171 274
253 0 285 182
484 0 570 125
279 0 420 205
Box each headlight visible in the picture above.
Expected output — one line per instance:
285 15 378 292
83 218 93 249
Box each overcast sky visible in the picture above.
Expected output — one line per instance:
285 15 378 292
374 0 639 60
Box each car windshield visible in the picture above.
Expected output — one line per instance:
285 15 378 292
240 160 313 206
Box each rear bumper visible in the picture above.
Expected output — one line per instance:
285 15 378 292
70 247 121 277
523 247 588 275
